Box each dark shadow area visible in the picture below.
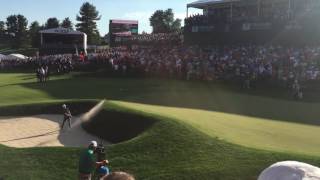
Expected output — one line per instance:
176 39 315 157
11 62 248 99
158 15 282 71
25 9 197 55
0 100 97 117
17 76 320 126
82 109 157 143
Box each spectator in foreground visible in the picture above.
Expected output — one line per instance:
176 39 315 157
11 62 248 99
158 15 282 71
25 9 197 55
79 141 109 180
101 172 135 180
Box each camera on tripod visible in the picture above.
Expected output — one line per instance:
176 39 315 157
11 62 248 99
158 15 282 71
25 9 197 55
96 140 106 162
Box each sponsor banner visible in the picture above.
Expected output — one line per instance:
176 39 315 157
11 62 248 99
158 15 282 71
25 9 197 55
242 22 272 31
192 26 215 32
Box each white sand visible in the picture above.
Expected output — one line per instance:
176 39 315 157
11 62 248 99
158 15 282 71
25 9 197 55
0 100 108 148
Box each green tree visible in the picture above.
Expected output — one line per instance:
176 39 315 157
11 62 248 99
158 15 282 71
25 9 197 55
61 17 73 29
150 8 181 33
29 21 41 48
0 21 5 35
6 14 29 48
45 17 60 29
76 2 101 44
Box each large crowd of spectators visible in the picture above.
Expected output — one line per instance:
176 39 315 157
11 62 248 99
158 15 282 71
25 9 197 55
87 45 320 84
129 33 182 45
113 33 182 47
2 45 320 84
2 43 320 98
0 54 74 73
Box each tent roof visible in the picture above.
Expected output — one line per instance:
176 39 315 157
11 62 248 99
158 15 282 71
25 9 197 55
0 54 7 60
187 0 240 8
7 54 28 60
39 27 86 35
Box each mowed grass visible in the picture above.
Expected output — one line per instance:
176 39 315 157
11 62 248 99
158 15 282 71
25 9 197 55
1 101 319 180
113 101 320 156
1 73 320 155
1 73 320 179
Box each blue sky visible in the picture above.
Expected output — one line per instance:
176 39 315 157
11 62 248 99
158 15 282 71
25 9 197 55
0 0 202 35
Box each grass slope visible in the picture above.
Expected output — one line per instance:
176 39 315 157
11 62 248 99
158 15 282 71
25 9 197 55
113 101 320 156
1 73 320 155
1 102 320 180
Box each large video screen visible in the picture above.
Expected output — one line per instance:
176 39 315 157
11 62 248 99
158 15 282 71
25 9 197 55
110 20 138 35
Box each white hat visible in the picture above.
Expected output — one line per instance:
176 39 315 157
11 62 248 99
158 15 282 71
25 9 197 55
90 141 98 148
62 104 67 109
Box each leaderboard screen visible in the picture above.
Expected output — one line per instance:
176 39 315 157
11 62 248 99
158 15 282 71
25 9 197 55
110 20 138 35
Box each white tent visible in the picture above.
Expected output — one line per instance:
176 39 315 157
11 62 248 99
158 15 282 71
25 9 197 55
7 54 28 60
0 54 7 61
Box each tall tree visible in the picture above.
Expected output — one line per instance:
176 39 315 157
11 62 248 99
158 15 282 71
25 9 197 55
150 8 181 33
45 17 60 29
6 14 28 48
61 17 73 29
76 2 101 44
0 21 5 35
29 21 41 48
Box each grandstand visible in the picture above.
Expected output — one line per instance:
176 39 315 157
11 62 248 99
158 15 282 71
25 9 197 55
185 0 320 45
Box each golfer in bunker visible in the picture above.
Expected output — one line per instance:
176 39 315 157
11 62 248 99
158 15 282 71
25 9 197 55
61 104 72 129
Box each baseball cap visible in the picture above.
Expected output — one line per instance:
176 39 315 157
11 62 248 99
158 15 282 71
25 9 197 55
62 104 67 108
90 141 98 148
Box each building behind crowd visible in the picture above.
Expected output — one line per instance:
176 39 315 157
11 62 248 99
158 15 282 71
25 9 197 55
39 28 87 55
185 0 320 45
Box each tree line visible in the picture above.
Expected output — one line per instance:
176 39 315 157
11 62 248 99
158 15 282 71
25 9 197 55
0 2 181 49
0 2 101 48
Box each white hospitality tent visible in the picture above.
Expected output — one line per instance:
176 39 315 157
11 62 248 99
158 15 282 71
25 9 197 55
6 54 29 60
0 54 7 61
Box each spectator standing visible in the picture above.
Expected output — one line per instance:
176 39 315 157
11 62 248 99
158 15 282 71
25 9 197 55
79 141 109 180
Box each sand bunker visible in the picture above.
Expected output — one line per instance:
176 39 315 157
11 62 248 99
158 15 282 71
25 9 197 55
0 100 108 148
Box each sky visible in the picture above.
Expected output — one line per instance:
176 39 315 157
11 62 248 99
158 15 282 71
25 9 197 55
0 0 202 35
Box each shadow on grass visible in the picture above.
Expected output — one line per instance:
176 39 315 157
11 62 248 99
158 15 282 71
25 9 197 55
83 109 157 143
17 76 320 126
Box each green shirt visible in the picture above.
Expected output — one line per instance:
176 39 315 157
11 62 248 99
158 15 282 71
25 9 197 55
79 149 96 174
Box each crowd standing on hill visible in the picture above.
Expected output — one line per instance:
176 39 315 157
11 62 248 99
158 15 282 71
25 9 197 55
2 44 320 99
87 44 320 98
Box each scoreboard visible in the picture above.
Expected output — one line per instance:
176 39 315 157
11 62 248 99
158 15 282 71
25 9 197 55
109 19 138 46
